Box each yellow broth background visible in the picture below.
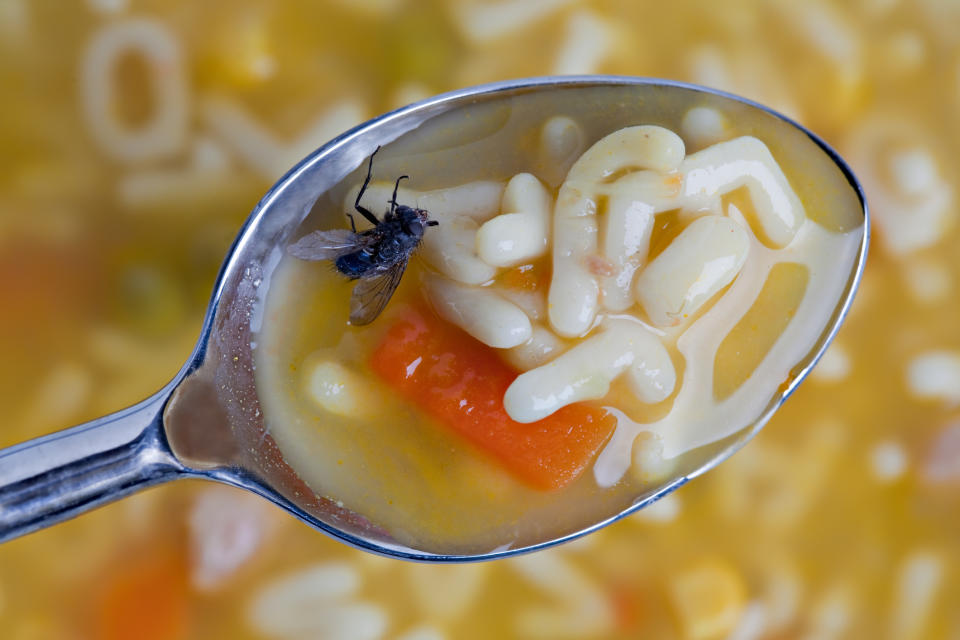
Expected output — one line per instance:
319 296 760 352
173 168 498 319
1 1 958 638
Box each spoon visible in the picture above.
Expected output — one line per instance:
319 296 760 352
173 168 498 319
0 76 869 561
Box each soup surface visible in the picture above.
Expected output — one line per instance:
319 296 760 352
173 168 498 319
255 92 863 553
2 1 959 638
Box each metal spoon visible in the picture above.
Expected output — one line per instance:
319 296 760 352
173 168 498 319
0 76 869 561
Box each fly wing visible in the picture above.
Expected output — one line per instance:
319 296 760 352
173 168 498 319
349 259 407 325
288 229 361 261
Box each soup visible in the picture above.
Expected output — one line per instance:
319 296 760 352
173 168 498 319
3 1 958 638
255 90 863 553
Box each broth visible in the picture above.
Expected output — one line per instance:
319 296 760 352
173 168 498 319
3 1 959 637
255 88 862 553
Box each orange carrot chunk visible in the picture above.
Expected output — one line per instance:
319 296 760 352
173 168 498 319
96 551 189 640
370 308 617 490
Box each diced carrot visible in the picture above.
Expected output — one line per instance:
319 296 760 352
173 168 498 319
610 582 647 633
95 550 189 640
369 308 617 490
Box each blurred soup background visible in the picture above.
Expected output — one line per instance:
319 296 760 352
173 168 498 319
1 0 959 638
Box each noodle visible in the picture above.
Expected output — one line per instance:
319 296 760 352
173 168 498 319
81 19 188 162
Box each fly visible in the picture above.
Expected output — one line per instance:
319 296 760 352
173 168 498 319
287 146 439 325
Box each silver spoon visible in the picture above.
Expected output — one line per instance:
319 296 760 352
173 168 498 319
0 76 869 561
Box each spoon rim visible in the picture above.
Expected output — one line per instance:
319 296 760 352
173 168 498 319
189 75 870 562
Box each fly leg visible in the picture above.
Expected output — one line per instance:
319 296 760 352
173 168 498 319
390 175 409 215
353 146 382 228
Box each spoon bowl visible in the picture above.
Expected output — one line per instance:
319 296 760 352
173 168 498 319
0 76 869 561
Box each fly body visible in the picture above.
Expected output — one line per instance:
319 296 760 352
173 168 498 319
288 147 439 325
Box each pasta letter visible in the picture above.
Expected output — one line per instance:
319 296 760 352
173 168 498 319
680 136 805 247
504 319 675 423
549 126 685 336
424 273 532 349
476 173 551 267
634 215 749 327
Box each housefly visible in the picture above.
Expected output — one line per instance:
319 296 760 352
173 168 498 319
287 147 439 325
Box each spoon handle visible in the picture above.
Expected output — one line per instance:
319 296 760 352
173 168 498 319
0 385 186 543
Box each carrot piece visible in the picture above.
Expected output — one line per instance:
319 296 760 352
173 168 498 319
96 551 189 640
370 308 617 490
610 582 647 633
